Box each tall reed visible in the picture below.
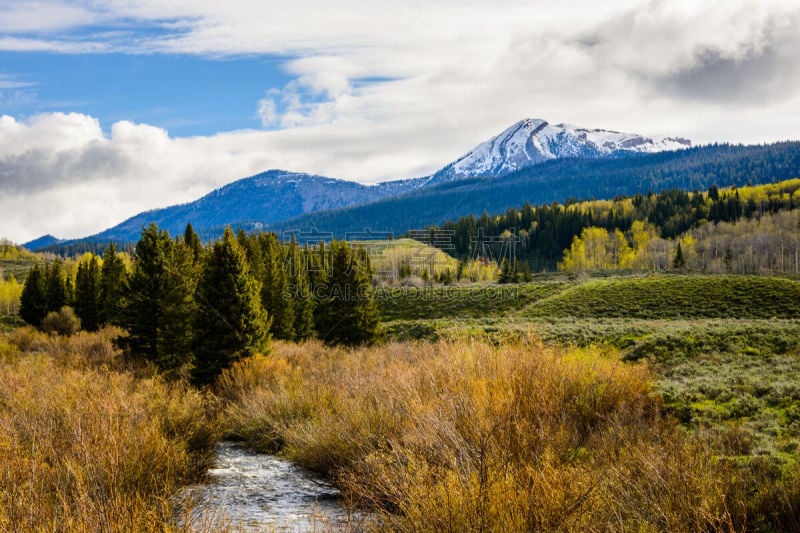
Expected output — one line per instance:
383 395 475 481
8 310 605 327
220 338 800 532
0 327 219 532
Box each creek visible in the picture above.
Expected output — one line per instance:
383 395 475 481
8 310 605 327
180 441 357 532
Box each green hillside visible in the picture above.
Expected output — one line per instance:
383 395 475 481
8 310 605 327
377 281 565 321
521 274 800 319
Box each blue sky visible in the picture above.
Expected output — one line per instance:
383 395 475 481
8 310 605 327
1 52 292 136
1 0 799 243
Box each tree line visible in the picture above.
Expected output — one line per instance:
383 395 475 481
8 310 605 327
434 179 800 271
18 223 381 384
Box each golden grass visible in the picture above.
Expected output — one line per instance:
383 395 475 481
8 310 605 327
0 327 219 532
220 339 800 532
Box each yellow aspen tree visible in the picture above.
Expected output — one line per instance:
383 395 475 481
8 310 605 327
559 235 587 271
629 220 658 269
679 234 698 269
582 227 610 269
613 229 636 269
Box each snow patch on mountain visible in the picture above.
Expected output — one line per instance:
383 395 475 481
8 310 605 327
431 118 691 184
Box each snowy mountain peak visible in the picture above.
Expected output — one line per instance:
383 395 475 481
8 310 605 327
432 118 691 183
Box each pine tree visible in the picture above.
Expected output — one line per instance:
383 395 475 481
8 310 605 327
520 261 533 282
288 240 315 341
74 254 102 331
183 222 204 264
307 244 328 332
19 263 48 327
192 227 269 386
258 233 294 339
315 241 381 346
158 238 198 368
44 259 68 312
122 224 196 372
100 242 128 325
673 242 686 269
307 241 329 292
498 258 516 284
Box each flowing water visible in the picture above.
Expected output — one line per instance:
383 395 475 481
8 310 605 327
179 441 358 532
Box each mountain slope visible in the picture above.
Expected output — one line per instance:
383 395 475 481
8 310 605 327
268 142 800 237
27 118 694 251
426 118 690 184
22 234 62 250
75 170 414 244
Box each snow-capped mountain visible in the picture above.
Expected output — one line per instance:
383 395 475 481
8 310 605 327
429 118 691 183
26 118 694 250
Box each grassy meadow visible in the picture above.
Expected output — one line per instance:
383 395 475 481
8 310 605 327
220 339 800 532
2 270 800 531
0 327 219 532
380 274 800 475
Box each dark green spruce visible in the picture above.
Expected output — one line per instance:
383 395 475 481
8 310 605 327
74 255 102 331
45 259 68 312
258 232 295 340
19 263 48 327
99 242 128 325
191 227 270 386
315 240 381 346
121 224 197 373
288 240 315 341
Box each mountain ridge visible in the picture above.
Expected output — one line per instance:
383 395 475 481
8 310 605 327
424 118 691 185
265 142 800 238
24 118 694 250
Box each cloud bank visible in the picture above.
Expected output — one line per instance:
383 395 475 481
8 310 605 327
1 0 800 243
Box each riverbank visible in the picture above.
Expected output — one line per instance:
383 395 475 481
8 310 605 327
220 339 800 532
0 327 219 531
4 326 800 531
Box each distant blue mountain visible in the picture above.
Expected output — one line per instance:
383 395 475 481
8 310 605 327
64 170 421 245
267 142 800 238
22 234 62 251
28 118 698 252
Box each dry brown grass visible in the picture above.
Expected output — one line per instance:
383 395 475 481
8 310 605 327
0 326 220 532
220 338 800 532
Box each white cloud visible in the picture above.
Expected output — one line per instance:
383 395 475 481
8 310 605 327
0 111 465 242
0 1 101 33
2 0 800 243
0 35 112 53
0 76 34 89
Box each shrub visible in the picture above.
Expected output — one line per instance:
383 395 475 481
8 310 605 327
0 328 220 531
219 338 800 531
40 305 81 336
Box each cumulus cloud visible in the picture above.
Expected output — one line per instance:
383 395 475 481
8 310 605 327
573 0 800 104
2 0 800 243
0 111 464 242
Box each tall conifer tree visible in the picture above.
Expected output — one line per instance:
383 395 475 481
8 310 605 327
100 242 128 325
19 263 47 327
288 239 315 341
44 259 68 312
192 227 269 385
122 224 196 372
315 240 381 346
184 222 204 264
259 232 294 339
74 255 102 331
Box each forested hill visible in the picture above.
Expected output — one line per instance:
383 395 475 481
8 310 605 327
33 141 800 257
270 142 800 237
438 178 800 269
